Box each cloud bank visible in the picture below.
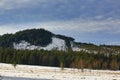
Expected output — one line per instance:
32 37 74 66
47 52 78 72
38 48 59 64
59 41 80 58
0 0 45 10
0 18 120 35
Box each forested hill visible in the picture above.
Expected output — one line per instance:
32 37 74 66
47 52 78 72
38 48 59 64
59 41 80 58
0 28 120 54
0 28 74 50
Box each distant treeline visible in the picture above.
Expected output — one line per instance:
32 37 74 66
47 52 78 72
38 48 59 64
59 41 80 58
0 48 120 70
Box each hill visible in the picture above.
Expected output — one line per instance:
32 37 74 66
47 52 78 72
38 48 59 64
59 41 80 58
0 28 120 54
0 28 74 51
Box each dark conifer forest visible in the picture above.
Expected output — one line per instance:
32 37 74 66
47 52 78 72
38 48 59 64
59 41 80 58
0 48 119 70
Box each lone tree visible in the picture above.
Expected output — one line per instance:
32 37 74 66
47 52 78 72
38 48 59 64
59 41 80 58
75 57 84 72
60 61 64 70
12 61 17 68
59 54 65 70
110 59 118 70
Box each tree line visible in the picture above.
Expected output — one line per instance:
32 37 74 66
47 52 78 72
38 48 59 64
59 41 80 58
0 48 120 70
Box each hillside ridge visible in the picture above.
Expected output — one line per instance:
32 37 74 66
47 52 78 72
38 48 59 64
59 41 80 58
0 28 120 54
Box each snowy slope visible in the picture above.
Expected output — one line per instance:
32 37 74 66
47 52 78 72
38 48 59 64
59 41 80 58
42 37 67 51
13 37 67 51
71 42 81 51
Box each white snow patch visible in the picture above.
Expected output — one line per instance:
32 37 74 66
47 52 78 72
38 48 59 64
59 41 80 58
72 47 81 51
0 63 120 80
13 37 67 51
71 42 81 51
42 37 67 51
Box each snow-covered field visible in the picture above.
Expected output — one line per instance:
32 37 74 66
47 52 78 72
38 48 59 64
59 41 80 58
0 63 120 80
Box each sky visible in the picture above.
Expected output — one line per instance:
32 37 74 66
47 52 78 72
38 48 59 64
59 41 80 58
0 0 120 45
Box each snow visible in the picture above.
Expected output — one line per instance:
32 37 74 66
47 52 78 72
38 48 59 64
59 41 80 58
13 37 90 52
13 37 67 51
71 42 81 51
72 46 81 51
0 63 120 80
42 37 67 51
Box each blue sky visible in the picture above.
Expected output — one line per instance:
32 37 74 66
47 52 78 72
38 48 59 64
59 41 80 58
0 0 120 45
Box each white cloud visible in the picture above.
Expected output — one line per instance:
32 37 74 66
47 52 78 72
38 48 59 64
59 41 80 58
34 19 120 34
0 19 120 35
0 0 50 10
0 0 71 10
0 25 18 35
106 41 120 45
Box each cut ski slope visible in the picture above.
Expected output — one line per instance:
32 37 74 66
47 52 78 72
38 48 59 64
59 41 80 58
13 37 67 51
